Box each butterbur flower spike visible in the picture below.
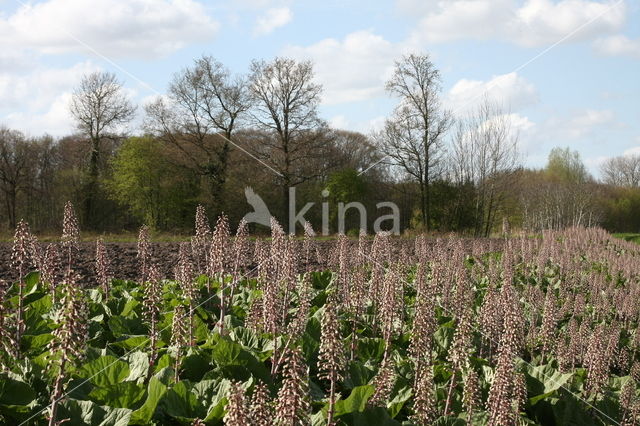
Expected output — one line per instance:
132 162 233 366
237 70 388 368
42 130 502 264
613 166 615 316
61 201 80 273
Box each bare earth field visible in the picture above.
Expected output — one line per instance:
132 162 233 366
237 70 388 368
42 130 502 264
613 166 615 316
0 238 506 284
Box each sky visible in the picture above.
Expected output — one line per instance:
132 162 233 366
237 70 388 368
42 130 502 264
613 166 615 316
0 0 638 176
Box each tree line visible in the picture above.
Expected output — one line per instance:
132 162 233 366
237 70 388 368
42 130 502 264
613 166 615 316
1 53 638 235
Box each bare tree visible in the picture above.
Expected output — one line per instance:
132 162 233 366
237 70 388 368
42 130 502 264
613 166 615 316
601 154 640 187
248 57 329 224
145 56 250 209
519 148 598 231
0 128 31 228
450 99 520 236
70 71 135 226
331 130 382 174
379 54 451 230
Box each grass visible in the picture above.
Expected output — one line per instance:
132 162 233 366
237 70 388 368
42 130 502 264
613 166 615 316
0 231 193 243
612 233 640 244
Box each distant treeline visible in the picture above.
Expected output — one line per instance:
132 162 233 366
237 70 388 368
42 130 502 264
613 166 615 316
1 54 638 235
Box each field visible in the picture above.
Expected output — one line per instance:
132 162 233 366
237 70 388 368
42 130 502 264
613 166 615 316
1 209 640 425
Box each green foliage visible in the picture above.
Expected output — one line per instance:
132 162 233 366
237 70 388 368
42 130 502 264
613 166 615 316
1 241 638 425
106 136 199 229
546 146 590 184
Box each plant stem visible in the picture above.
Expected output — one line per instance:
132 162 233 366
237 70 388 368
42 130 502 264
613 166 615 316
327 376 336 425
48 359 66 426
444 373 457 417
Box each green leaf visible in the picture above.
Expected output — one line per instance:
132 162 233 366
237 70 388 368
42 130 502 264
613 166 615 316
356 338 386 361
525 362 575 411
181 350 212 382
89 382 146 408
0 376 36 406
58 399 132 426
24 271 40 290
211 337 271 384
161 380 205 420
204 396 227 421
121 299 140 317
22 294 52 334
334 385 375 416
21 333 53 353
344 361 375 389
130 377 168 424
108 315 145 337
388 385 412 418
340 406 400 425
78 356 130 387
550 389 602 425
110 335 149 351
126 351 150 382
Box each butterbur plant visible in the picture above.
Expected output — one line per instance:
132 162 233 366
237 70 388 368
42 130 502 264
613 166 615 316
170 304 189 382
11 219 32 344
209 213 230 326
275 347 310 426
95 238 111 297
620 379 639 425
228 218 249 306
224 381 250 426
250 382 274 426
446 308 474 415
462 367 481 422
318 295 345 425
143 263 162 366
41 243 60 296
175 242 196 345
369 356 396 408
412 363 436 425
137 225 151 283
193 204 211 275
287 273 311 340
2 213 640 425
0 283 17 370
46 273 88 426
486 278 523 426
61 201 79 274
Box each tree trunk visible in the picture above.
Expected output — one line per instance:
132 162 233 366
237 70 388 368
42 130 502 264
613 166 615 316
85 137 101 228
424 163 430 231
281 181 290 229
8 187 17 229
419 180 427 229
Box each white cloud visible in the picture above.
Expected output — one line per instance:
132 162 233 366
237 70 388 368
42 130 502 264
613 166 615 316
506 113 536 133
408 0 626 48
584 155 609 171
446 72 539 115
0 51 35 73
563 109 614 138
593 34 640 58
364 116 387 133
4 93 76 137
623 145 640 156
0 61 102 135
0 0 219 59
328 114 387 133
329 115 350 129
284 30 398 104
516 109 617 163
530 109 615 145
254 7 293 36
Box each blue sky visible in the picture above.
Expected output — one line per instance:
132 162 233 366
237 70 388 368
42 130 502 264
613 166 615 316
0 0 638 176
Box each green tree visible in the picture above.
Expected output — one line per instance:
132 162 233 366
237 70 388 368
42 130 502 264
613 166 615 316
546 147 590 184
107 136 198 229
326 169 368 234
